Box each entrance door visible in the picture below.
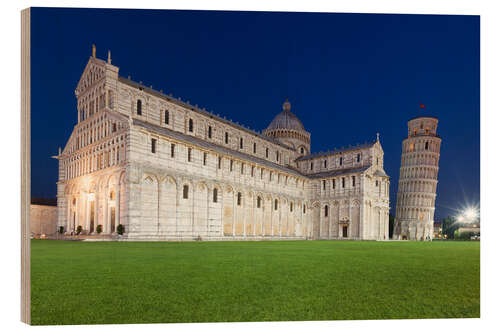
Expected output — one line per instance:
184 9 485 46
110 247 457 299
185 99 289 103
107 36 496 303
342 225 348 238
110 206 116 233
90 201 95 233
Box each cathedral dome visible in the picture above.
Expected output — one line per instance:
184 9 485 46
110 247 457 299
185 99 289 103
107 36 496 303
266 99 306 132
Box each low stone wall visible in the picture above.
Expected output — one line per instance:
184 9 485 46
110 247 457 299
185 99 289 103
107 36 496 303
30 204 57 237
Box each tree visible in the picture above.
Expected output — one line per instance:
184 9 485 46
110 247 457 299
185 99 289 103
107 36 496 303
441 216 459 239
117 224 125 235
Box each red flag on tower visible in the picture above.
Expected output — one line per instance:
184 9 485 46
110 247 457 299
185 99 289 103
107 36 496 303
419 103 426 110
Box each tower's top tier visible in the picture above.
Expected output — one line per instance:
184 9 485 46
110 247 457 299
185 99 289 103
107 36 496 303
407 116 438 137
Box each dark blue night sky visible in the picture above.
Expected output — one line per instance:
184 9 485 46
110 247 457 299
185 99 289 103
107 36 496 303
30 8 479 221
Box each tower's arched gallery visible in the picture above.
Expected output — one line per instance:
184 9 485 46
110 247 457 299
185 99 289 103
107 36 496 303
55 51 390 240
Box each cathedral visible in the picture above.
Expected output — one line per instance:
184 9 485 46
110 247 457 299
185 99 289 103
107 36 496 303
55 48 390 241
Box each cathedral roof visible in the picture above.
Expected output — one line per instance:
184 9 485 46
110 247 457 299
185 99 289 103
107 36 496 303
133 119 307 178
374 169 388 177
295 141 377 161
119 76 295 151
266 99 306 132
307 165 371 179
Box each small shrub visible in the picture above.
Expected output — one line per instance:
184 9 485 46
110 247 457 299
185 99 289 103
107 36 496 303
76 225 83 235
58 226 64 234
96 224 103 234
117 224 125 235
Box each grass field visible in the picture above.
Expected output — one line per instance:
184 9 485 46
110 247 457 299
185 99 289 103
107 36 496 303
30 240 480 325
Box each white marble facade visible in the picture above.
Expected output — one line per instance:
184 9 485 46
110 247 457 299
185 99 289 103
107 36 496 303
55 49 390 240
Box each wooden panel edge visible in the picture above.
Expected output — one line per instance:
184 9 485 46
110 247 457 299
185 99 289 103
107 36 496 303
21 7 31 325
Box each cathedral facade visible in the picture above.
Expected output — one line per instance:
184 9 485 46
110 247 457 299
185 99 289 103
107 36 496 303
55 49 390 241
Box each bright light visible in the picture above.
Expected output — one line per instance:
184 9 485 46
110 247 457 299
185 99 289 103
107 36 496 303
455 206 479 224
465 208 477 220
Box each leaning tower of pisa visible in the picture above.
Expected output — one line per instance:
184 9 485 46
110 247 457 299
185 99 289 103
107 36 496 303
393 116 442 240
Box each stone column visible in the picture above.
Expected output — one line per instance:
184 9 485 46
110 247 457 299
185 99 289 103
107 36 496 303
115 185 120 233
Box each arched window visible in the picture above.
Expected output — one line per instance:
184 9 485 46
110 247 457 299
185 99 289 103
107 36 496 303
257 196 262 208
300 147 304 154
310 162 313 170
188 119 194 132
324 160 327 168
183 185 189 199
274 199 278 210
324 205 329 217
240 138 243 149
276 151 279 162
164 110 169 124
213 188 218 203
253 142 256 153
290 202 293 212
109 191 115 200
136 99 142 115
357 153 361 163
208 126 212 138
237 192 242 206
340 157 343 166
409 143 414 152
266 148 269 158
225 132 229 144
425 141 429 150
303 205 306 214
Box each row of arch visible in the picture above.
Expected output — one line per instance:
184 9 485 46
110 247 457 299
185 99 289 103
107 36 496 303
310 199 388 240
77 67 115 123
63 134 126 180
399 166 439 180
135 172 310 238
398 179 437 193
396 192 436 208
395 207 434 220
404 138 440 153
77 63 105 93
63 170 126 235
264 128 311 145
74 111 124 152
60 169 389 240
401 152 439 167
302 151 366 174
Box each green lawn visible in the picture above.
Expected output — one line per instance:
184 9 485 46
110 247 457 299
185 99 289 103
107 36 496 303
30 240 480 325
